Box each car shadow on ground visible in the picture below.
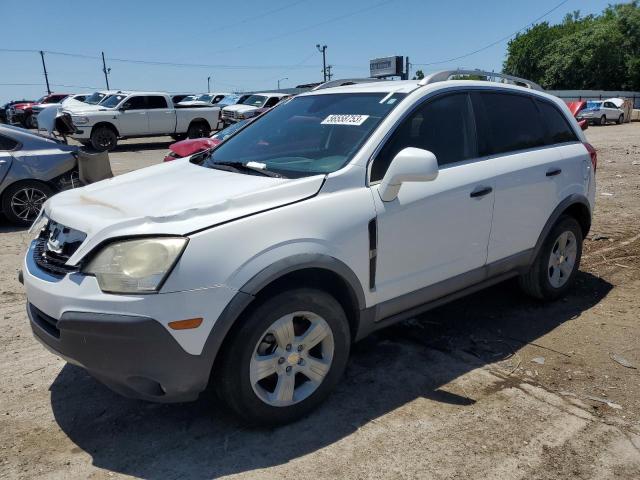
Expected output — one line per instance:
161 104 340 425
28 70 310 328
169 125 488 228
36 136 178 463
49 272 612 479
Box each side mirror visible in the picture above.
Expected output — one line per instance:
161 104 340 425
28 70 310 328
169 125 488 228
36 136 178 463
578 119 588 131
119 103 130 111
379 147 439 202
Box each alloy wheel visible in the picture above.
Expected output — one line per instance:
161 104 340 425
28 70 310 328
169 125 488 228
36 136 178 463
249 311 334 407
547 230 577 288
10 187 47 222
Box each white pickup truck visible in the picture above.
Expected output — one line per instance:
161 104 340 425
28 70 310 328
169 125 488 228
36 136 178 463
64 92 220 151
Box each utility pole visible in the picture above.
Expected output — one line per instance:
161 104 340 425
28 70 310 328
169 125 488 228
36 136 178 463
101 52 111 90
39 51 51 94
326 65 333 81
277 77 288 90
404 56 410 80
207 76 212 92
316 44 327 82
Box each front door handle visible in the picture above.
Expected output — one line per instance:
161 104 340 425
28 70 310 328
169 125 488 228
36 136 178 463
470 186 493 198
546 168 562 177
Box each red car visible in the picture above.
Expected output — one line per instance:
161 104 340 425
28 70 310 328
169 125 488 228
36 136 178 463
164 117 255 162
7 93 69 128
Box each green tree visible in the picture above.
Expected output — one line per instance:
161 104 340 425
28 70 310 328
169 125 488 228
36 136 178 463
412 69 425 80
503 1 640 90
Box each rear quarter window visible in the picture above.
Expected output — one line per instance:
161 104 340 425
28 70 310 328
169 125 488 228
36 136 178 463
0 133 19 151
536 100 578 145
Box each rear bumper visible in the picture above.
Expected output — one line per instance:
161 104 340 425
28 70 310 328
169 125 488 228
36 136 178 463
28 303 212 402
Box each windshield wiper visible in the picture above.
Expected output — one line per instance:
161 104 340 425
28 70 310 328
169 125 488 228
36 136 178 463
210 161 286 178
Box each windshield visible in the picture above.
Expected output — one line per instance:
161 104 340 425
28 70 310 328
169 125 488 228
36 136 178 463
85 92 106 104
194 94 214 102
241 95 268 107
203 92 406 178
101 94 127 108
216 95 241 107
586 101 603 109
180 95 197 102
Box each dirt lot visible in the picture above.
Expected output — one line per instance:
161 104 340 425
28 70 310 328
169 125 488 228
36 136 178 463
1 124 639 479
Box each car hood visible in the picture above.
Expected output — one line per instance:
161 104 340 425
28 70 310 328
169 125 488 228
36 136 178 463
178 101 213 107
11 102 34 110
63 104 115 114
43 159 325 264
223 104 258 113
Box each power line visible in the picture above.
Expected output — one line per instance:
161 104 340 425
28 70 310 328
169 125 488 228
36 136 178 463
216 0 310 32
208 0 396 55
412 0 571 67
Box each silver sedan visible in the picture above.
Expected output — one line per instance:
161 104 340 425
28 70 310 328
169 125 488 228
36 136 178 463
0 125 78 226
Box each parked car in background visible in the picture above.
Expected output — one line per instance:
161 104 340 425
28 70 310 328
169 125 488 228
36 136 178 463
171 93 197 105
7 94 70 129
177 93 229 108
576 100 625 126
566 101 588 131
64 92 221 151
1 100 35 124
163 118 252 162
22 70 596 425
221 92 288 125
31 94 91 127
0 124 79 225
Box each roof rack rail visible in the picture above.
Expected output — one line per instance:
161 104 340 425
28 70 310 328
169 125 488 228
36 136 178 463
418 69 543 91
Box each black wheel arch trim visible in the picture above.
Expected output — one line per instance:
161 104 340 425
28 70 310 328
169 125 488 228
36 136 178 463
91 121 120 137
200 254 366 371
532 193 591 261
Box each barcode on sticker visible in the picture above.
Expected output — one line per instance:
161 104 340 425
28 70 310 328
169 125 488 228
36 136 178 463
321 114 369 126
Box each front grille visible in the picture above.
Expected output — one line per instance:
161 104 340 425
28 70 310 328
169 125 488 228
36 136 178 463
222 110 233 120
30 304 60 338
33 220 85 278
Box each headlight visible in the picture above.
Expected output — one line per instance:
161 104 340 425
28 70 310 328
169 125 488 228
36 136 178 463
72 116 90 125
237 113 245 119
83 237 188 294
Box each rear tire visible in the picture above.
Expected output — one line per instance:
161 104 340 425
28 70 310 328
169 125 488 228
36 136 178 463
216 288 350 426
1 181 54 226
90 125 118 151
187 122 209 139
519 215 583 301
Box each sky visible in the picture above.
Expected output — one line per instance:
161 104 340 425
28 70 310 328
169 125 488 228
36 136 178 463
0 0 625 103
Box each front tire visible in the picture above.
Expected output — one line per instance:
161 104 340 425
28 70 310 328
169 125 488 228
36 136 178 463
599 115 607 126
519 215 583 300
1 181 54 226
90 125 118 151
217 288 350 426
616 114 624 125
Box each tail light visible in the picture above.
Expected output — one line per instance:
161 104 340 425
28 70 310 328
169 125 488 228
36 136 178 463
584 142 597 172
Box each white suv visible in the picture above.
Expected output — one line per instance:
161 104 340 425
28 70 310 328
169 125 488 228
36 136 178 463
22 70 597 425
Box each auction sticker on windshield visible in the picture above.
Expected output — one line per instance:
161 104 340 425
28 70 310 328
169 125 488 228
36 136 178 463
321 114 370 126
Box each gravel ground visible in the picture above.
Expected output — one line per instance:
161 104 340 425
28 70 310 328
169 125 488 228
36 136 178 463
1 125 639 479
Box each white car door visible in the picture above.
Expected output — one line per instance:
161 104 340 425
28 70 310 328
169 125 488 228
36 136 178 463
147 95 176 134
116 95 149 136
371 92 495 307
473 92 586 264
603 101 619 121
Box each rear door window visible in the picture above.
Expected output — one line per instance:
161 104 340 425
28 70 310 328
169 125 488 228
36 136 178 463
147 96 168 109
472 92 546 155
371 92 476 181
536 100 578 145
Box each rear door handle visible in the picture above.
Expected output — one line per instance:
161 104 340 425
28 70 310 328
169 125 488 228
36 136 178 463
470 186 493 198
546 168 562 177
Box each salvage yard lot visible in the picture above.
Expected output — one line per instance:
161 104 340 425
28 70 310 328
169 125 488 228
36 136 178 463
1 124 639 479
